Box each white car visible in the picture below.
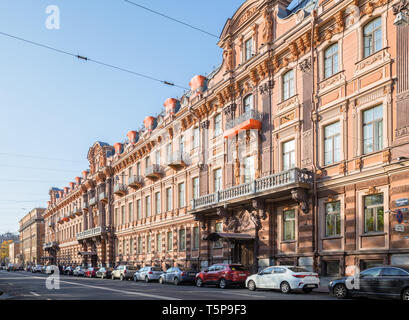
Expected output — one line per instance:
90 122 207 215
245 266 320 294
46 265 58 274
136 266 164 282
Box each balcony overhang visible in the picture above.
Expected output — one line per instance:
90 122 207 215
203 232 255 241
76 226 109 241
99 193 108 204
223 119 262 139
128 176 144 190
113 185 127 196
145 166 162 181
190 168 313 215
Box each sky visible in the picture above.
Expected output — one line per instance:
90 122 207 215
0 0 241 234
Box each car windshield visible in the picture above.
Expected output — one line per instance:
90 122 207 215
288 267 310 273
229 265 246 271
151 267 162 271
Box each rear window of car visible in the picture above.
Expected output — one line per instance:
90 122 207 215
288 267 309 273
152 267 162 271
127 267 137 270
229 265 246 271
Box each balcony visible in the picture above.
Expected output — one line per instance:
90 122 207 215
166 151 190 170
113 184 127 196
191 168 313 210
68 211 76 220
43 241 58 250
82 202 89 212
223 109 263 139
145 165 162 180
89 197 97 206
128 175 144 189
76 226 109 241
48 221 55 228
74 206 83 216
99 192 108 203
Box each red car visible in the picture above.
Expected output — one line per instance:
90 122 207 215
84 267 100 278
195 264 250 289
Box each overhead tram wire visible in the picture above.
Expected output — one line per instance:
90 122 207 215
0 31 189 91
123 0 220 39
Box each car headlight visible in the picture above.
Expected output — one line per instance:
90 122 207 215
329 281 333 286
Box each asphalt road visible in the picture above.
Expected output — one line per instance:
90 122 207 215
0 270 336 300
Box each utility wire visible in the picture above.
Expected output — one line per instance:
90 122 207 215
0 164 81 173
123 0 220 39
0 152 84 163
0 30 189 90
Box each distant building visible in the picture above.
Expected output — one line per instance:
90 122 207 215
8 241 21 264
19 208 46 264
0 232 19 244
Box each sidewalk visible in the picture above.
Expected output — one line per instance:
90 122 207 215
315 277 336 293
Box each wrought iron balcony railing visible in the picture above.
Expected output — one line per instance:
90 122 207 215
145 165 163 179
225 109 263 131
166 151 190 169
191 168 313 210
128 175 144 189
76 226 109 241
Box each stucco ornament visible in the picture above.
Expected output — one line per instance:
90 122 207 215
223 45 234 71
262 8 273 43
345 4 360 28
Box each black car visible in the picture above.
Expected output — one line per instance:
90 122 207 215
64 266 74 276
329 265 409 301
95 267 113 279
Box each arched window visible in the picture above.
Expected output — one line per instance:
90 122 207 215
364 17 382 58
324 43 339 78
243 94 253 113
282 69 295 101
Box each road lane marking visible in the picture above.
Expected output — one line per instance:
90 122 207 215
30 291 40 297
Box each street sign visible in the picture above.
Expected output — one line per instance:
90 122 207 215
395 198 409 207
395 224 405 232
397 210 404 224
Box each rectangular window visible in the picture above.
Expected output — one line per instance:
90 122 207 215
325 201 341 237
214 168 222 192
364 17 382 58
136 199 141 220
283 70 295 101
245 38 253 61
156 233 162 253
193 226 199 250
155 192 161 215
178 182 185 208
363 105 383 154
167 143 172 163
192 177 199 199
128 202 133 223
243 94 253 113
179 135 184 154
244 156 255 183
214 222 223 248
283 210 296 241
167 231 173 251
166 187 173 211
121 205 125 225
138 236 142 254
128 167 133 184
179 229 186 251
364 194 384 233
155 150 161 165
147 234 151 253
324 122 341 165
130 238 134 255
324 43 339 78
145 196 151 217
136 162 141 176
145 156 150 168
214 114 222 137
193 127 199 148
115 208 119 226
282 140 296 171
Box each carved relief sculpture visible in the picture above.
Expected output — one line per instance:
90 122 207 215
291 188 309 214
262 8 273 44
223 45 234 71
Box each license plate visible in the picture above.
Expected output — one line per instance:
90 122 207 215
239 273 246 276
306 284 316 288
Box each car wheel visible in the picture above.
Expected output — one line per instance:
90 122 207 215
333 284 348 299
111 274 115 280
196 278 203 287
402 288 409 301
280 281 291 294
219 278 228 289
248 280 256 291
159 277 164 284
101 275 105 279
302 288 313 294
174 277 180 286
120 275 124 281
145 276 150 283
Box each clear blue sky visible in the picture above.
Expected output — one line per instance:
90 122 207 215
0 0 241 234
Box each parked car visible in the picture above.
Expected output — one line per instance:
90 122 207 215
84 267 100 278
196 264 250 289
136 266 164 283
133 269 141 281
246 266 320 293
25 265 32 272
64 266 74 276
31 265 43 273
73 266 86 277
111 265 138 281
96 267 113 279
46 265 58 274
41 265 48 274
329 265 409 301
6 263 14 272
159 267 197 285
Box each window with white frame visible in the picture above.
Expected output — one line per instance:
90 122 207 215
363 105 383 154
324 43 339 78
243 94 253 113
166 187 172 211
214 168 222 192
155 192 161 215
145 156 150 168
155 150 160 165
282 140 295 171
128 202 133 223
167 143 172 162
214 114 222 137
193 127 199 148
167 231 173 251
145 195 151 217
192 177 199 199
136 199 141 220
282 69 295 101
324 122 341 165
364 194 384 233
244 38 253 61
325 201 341 237
244 156 255 183
283 209 296 241
178 182 185 208
128 166 133 184
179 135 184 154
178 229 186 251
156 233 162 253
364 17 382 58
121 205 125 225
